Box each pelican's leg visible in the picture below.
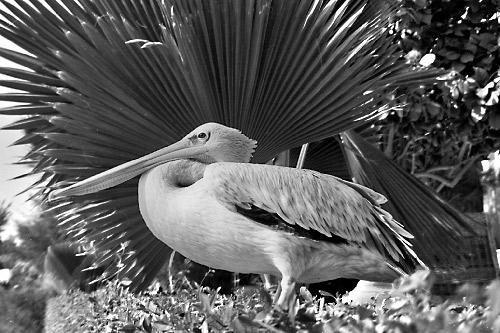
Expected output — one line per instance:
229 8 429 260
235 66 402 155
273 281 282 304
275 276 296 310
233 273 240 289
262 274 272 290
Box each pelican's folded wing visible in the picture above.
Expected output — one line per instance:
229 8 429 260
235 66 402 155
205 163 423 273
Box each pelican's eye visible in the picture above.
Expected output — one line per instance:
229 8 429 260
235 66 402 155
197 132 209 141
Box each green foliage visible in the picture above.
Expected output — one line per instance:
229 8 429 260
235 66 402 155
0 286 49 333
14 210 62 269
44 271 500 332
0 201 13 268
0 206 62 277
0 204 62 332
0 202 18 269
0 200 11 228
378 0 500 210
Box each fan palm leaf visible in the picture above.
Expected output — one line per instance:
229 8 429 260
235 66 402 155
288 130 498 292
0 0 443 290
340 131 498 284
296 131 498 285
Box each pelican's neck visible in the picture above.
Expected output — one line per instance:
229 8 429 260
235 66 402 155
154 159 207 188
138 159 207 244
138 159 207 212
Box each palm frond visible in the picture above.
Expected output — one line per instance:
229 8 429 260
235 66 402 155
0 0 444 290
340 131 498 283
289 138 349 178
294 131 498 287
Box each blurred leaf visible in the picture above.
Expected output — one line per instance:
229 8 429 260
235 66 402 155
478 33 495 48
486 280 500 325
421 13 432 25
464 42 477 53
486 89 499 106
259 288 273 311
220 301 235 326
452 62 466 72
322 318 343 333
385 298 411 315
0 201 11 227
471 105 486 122
413 0 427 9
355 305 374 320
232 315 261 333
489 111 500 129
445 51 461 60
152 321 172 332
460 53 474 63
410 104 423 121
425 101 441 117
394 270 434 293
456 283 485 305
119 323 137 333
476 86 490 99
473 67 489 84
140 315 152 333
463 77 478 93
299 286 314 303
419 53 436 66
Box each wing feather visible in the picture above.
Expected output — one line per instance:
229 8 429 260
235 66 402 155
205 163 422 272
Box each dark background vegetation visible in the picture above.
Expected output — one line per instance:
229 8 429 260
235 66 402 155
0 0 498 331
379 0 499 211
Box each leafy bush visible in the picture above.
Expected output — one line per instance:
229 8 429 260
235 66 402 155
378 0 500 211
0 286 49 333
44 271 500 333
0 202 63 332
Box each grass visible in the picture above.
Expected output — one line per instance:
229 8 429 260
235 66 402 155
43 270 500 333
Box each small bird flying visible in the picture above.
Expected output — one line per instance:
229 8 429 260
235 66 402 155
50 123 424 309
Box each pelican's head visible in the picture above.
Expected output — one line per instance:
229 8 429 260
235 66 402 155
183 123 257 164
49 123 257 200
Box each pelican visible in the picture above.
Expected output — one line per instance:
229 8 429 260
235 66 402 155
50 123 423 309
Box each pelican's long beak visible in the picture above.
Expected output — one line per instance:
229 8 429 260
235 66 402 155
49 139 208 201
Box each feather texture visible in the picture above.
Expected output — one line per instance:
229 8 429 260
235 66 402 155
205 163 422 273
